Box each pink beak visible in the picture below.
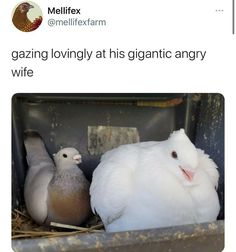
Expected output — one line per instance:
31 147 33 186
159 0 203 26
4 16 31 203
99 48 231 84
179 166 194 181
73 154 82 164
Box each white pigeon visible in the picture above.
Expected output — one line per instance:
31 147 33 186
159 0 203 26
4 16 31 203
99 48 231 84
90 129 220 232
24 131 91 226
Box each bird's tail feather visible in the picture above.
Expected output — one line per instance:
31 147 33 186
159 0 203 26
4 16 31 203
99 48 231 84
24 130 54 167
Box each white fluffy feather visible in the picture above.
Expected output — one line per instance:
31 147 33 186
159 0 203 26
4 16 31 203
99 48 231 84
196 148 219 189
90 129 220 232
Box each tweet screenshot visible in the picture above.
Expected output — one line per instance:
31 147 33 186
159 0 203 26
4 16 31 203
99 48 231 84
1 0 235 251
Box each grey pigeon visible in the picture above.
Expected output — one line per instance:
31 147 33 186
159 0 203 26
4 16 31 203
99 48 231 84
24 131 91 226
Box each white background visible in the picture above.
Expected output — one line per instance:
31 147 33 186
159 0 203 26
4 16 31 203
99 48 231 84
1 0 235 251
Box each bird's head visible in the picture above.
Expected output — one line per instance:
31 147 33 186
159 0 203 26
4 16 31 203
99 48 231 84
17 2 34 13
53 147 82 168
164 129 198 184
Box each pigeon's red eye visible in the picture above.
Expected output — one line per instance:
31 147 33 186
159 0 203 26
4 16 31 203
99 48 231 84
63 154 67 158
171 151 178 159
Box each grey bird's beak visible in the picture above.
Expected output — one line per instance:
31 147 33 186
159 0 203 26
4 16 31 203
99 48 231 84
73 154 82 164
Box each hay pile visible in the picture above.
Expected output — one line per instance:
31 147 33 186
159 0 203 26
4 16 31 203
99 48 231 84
12 208 104 239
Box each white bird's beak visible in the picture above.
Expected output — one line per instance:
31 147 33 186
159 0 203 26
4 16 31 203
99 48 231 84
179 166 194 181
73 154 82 164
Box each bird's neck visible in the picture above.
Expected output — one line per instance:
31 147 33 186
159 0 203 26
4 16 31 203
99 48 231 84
13 10 30 23
56 164 81 174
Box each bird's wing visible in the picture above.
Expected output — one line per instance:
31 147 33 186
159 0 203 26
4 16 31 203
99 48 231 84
24 164 54 224
90 145 138 226
196 148 219 189
24 131 55 224
28 16 43 31
24 131 54 167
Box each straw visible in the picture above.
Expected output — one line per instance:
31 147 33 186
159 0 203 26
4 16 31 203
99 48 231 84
12 208 104 239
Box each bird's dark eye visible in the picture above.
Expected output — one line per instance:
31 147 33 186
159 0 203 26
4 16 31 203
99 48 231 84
171 151 178 159
63 154 67 158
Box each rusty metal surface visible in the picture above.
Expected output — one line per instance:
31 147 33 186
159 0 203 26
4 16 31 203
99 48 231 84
12 221 224 252
194 94 224 220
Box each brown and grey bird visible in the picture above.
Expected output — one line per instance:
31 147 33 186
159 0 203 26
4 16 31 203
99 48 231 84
12 2 42 32
24 131 91 226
